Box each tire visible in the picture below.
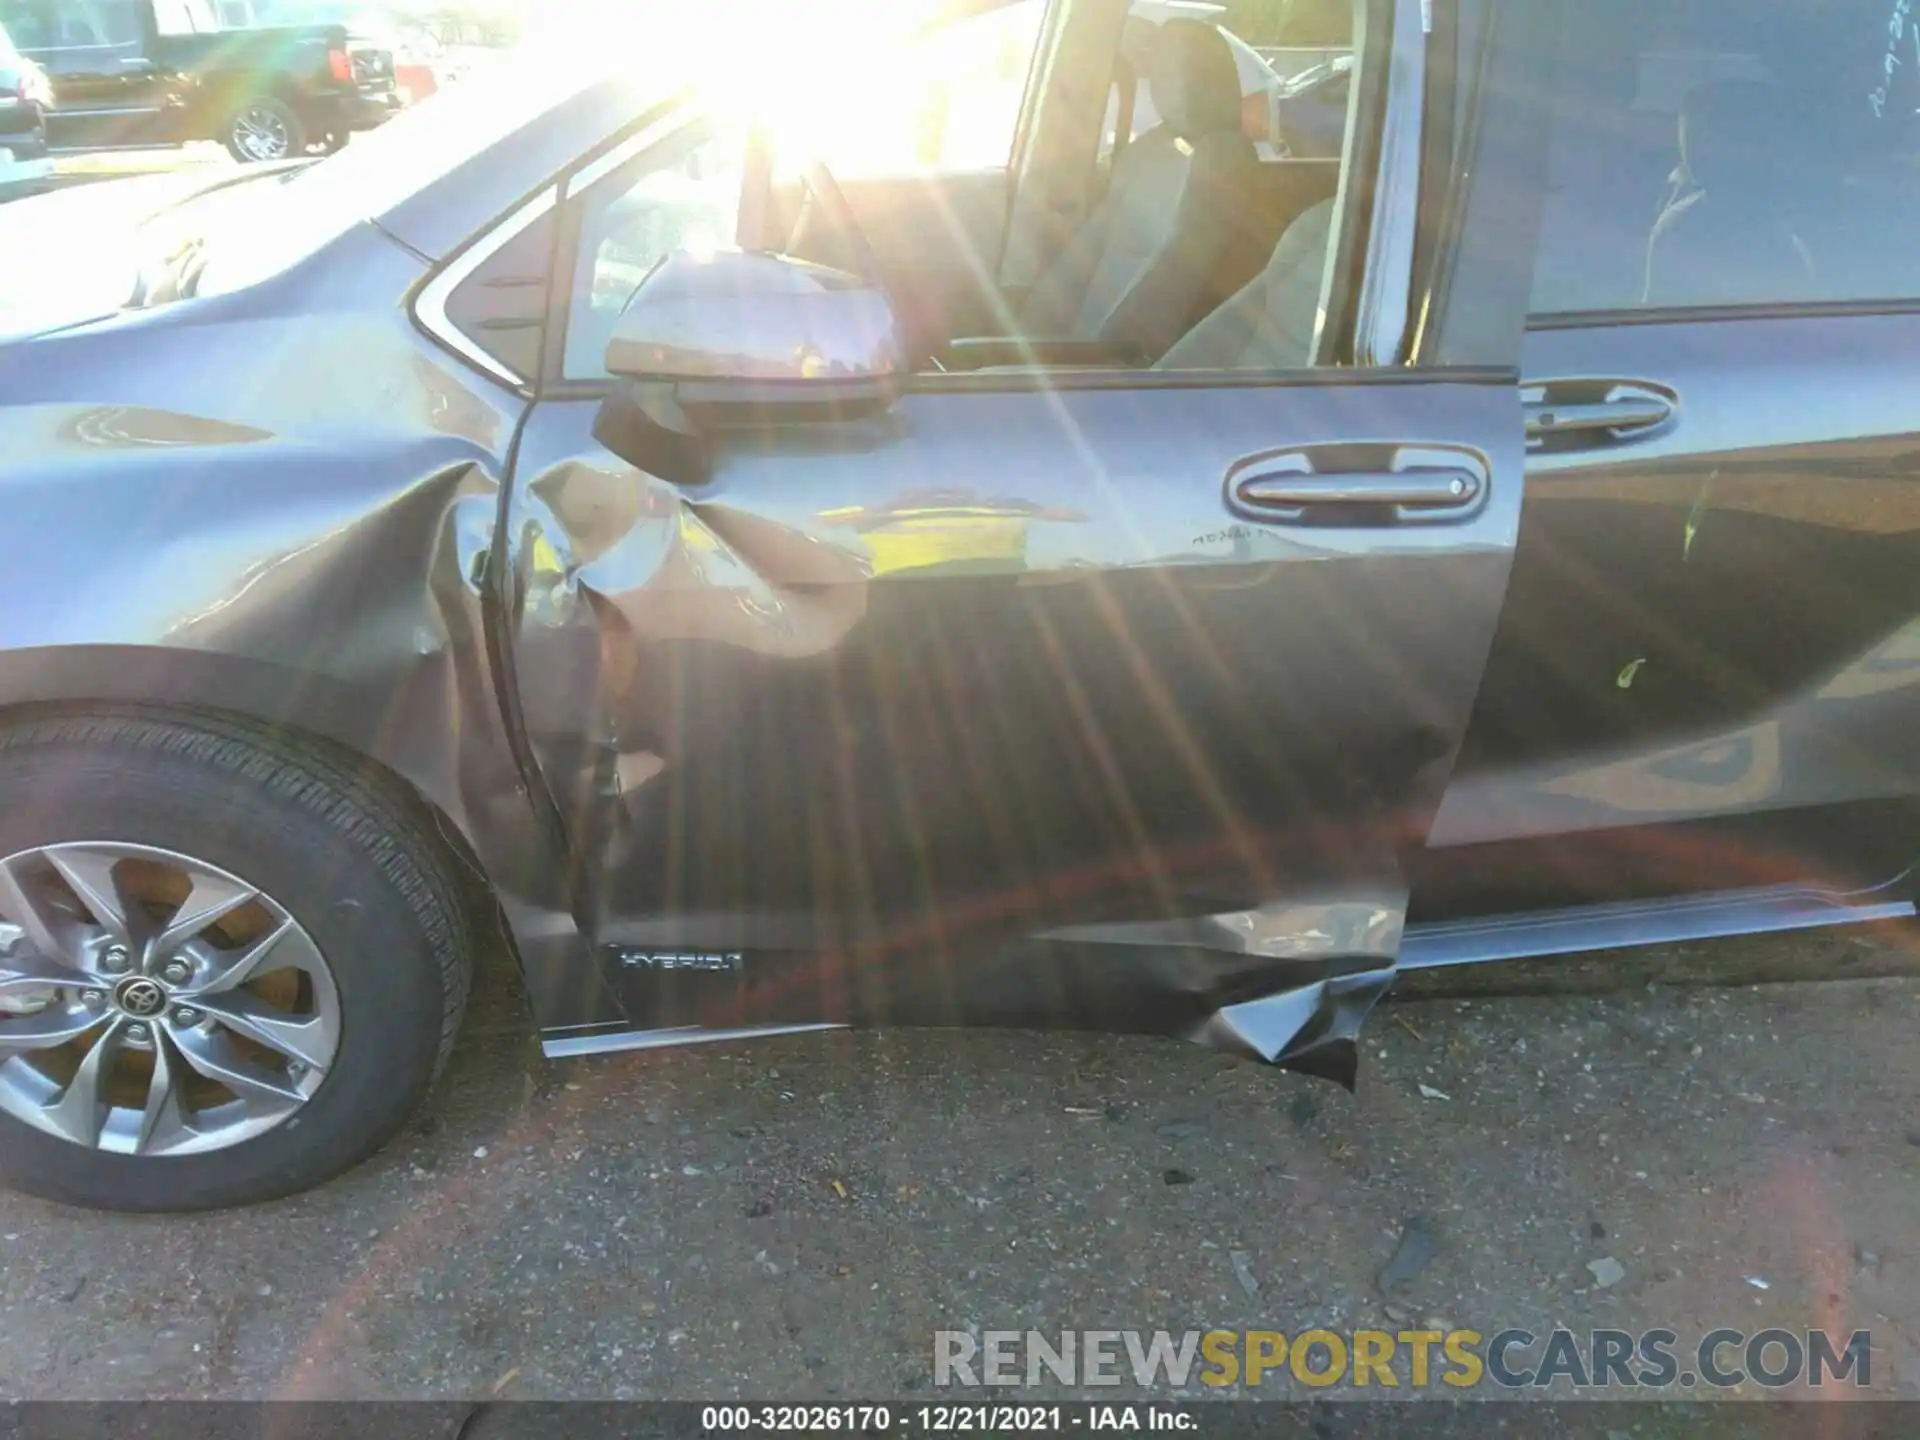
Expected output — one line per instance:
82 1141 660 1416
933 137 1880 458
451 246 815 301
223 96 305 164
0 709 472 1212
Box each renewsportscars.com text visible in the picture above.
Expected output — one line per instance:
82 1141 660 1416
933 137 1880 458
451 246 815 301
934 1326 1873 1390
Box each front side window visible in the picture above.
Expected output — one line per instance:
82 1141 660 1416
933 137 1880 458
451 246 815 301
67 0 139 46
1103 2 1356 163
1068 0 1365 372
1530 0 1920 315
563 119 749 380
560 0 1389 382
778 0 1047 180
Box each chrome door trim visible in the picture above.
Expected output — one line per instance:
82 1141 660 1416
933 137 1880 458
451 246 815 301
564 112 689 199
1399 875 1916 970
541 1021 847 1059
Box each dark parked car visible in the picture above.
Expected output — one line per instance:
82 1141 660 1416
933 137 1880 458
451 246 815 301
0 17 51 157
0 0 397 162
0 0 1916 1212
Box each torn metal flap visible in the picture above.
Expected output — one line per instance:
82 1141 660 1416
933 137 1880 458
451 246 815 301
1194 966 1397 1089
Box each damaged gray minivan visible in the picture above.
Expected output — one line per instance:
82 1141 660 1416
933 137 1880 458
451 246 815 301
2 0 1917 1210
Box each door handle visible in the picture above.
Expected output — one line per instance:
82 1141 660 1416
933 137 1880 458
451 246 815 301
1524 379 1675 450
1226 443 1491 527
1237 468 1481 511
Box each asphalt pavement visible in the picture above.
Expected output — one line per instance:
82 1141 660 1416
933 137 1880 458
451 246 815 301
1 925 1917 1403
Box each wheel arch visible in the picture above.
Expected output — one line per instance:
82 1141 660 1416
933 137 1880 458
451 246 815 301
0 645 542 986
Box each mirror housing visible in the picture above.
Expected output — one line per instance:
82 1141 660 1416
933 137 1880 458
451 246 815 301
594 249 905 483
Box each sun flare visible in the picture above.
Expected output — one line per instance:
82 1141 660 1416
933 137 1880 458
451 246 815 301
536 0 1042 179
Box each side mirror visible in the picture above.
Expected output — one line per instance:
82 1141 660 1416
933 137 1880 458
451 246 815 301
593 250 905 484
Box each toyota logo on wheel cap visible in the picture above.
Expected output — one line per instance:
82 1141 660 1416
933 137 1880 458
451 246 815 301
114 977 167 1018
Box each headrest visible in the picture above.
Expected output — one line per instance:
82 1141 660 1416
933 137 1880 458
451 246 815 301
1145 19 1244 141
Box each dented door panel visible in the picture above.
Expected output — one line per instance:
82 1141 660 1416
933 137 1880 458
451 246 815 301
507 373 1525 1065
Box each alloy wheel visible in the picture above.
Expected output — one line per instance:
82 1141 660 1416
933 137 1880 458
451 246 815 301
231 107 292 162
0 843 339 1157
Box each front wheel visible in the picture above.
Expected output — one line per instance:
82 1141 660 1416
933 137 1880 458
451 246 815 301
0 711 473 1211
224 96 305 163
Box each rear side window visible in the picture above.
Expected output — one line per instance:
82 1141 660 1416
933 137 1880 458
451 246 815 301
443 201 556 387
1530 0 1920 314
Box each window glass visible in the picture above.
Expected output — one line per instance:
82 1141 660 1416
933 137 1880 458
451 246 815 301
1104 1 1355 162
562 0 1378 380
66 0 138 46
776 0 1046 179
563 119 749 380
2 0 141 48
1058 0 1361 372
1530 0 1920 314
446 202 555 384
152 0 221 35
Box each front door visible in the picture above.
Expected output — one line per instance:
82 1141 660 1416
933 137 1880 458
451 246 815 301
500 0 1545 1070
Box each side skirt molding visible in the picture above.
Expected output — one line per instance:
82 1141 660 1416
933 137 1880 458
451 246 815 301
538 875 1913 1070
1399 875 1915 970
541 1021 846 1061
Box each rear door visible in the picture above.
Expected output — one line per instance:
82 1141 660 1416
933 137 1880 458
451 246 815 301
1432 0 1920 902
494 0 1550 1068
